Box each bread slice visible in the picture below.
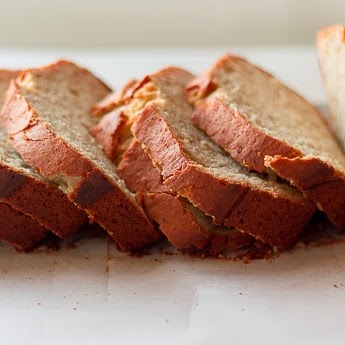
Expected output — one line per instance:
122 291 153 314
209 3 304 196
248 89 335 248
94 67 315 249
0 69 87 248
317 25 345 149
186 54 345 229
93 83 254 254
0 202 48 251
0 126 89 237
0 60 161 251
0 70 48 250
119 139 254 254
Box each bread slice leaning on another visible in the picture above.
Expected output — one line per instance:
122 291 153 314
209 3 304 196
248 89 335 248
317 25 345 149
92 79 254 255
0 60 162 252
94 67 315 250
0 70 48 250
0 126 88 238
0 69 88 249
187 54 345 229
93 102 254 254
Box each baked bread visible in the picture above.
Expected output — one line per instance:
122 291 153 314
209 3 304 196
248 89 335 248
187 55 345 229
0 70 48 250
0 126 88 237
94 67 315 249
93 82 253 254
0 202 48 251
317 25 345 149
119 139 254 254
0 60 161 251
0 69 87 249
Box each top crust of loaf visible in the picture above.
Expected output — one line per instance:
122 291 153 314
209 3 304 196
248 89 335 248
123 67 315 249
94 81 253 253
0 60 161 251
186 54 345 229
92 78 139 117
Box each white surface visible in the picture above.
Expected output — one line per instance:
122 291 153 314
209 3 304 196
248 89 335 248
0 48 343 345
0 0 345 47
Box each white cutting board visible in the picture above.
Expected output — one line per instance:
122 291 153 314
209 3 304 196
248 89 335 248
1 47 344 345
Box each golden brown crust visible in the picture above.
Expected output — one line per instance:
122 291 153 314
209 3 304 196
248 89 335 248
132 103 315 249
0 68 87 238
70 169 162 251
267 156 345 229
139 192 210 250
192 98 301 172
117 140 253 252
91 110 128 161
187 54 345 230
139 192 253 253
0 166 87 238
2 83 94 177
92 78 143 117
0 202 48 251
117 140 170 194
92 92 118 117
117 140 211 250
0 62 160 252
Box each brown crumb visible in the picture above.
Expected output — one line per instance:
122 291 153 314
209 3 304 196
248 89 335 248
334 284 338 288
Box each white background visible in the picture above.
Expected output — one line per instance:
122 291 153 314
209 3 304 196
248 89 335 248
0 0 343 48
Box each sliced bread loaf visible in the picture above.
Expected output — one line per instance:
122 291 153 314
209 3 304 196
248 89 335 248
187 55 345 229
95 67 315 249
0 60 161 251
317 25 345 149
93 84 254 254
118 139 254 253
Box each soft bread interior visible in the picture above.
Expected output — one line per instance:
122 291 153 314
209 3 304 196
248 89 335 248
138 69 304 200
105 72 302 200
195 56 345 172
115 82 162 162
16 62 136 197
